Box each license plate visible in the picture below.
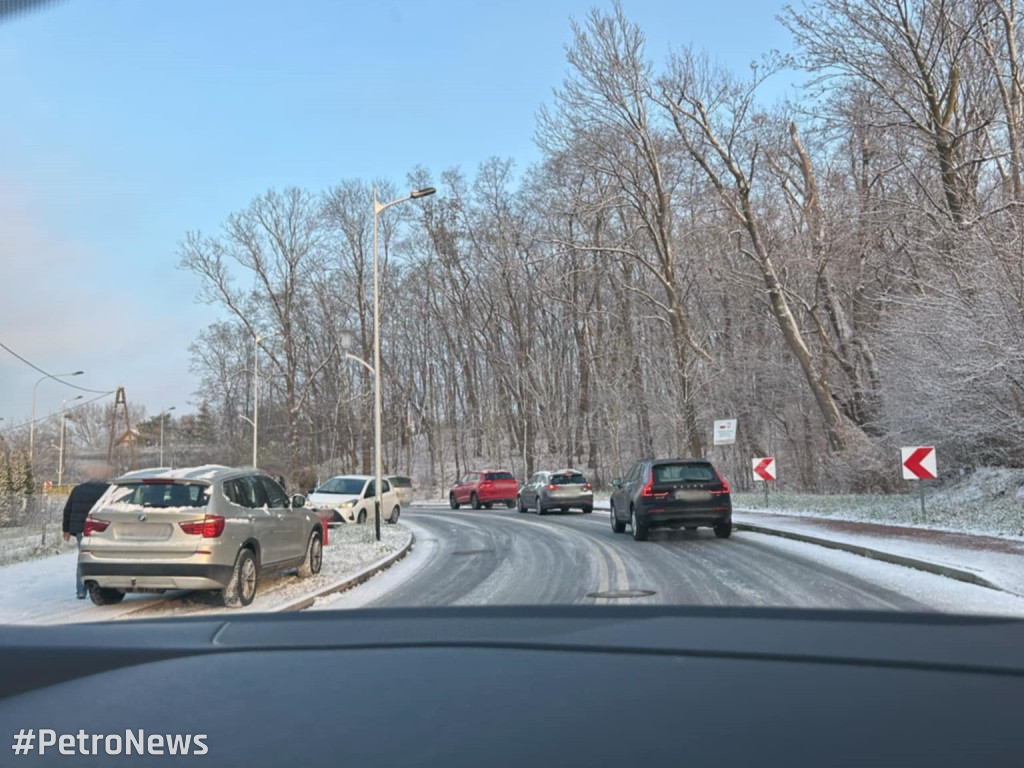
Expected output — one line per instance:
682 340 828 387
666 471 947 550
674 489 711 502
115 523 173 540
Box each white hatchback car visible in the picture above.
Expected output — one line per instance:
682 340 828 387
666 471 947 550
307 475 402 525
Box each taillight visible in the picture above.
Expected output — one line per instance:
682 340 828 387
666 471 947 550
481 481 493 488
583 483 592 491
179 515 226 538
712 469 730 495
83 516 110 535
546 483 558 491
641 471 668 498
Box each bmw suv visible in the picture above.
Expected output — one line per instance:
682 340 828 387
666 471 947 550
78 466 325 607
610 458 732 541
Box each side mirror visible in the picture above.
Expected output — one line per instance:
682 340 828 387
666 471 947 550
291 494 307 508
611 478 622 488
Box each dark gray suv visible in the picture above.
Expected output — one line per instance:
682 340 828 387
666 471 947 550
610 458 732 541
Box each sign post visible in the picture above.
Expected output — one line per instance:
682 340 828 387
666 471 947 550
901 446 936 521
751 457 776 507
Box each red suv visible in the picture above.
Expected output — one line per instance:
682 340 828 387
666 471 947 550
449 470 518 510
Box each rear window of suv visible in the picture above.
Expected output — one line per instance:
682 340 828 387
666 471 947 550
108 481 210 508
484 472 515 481
550 473 587 484
389 476 413 488
652 464 716 483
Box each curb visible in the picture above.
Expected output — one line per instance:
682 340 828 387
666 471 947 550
274 530 415 612
733 522 1008 594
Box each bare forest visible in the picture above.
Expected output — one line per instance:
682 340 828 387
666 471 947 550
176 1 1024 495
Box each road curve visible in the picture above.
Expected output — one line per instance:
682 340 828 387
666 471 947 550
312 503 1024 615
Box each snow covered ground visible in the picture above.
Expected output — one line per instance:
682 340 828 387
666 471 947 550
733 467 1024 538
0 523 411 625
733 511 1024 597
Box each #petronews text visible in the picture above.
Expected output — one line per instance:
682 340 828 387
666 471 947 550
11 728 208 756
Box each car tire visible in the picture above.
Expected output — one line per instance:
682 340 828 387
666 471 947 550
517 496 527 513
357 509 367 524
483 502 493 509
535 497 545 516
296 530 323 578
223 548 257 608
582 505 593 514
88 584 125 606
714 522 732 539
471 493 482 510
610 503 626 533
631 506 649 542
449 493 460 510
388 506 401 524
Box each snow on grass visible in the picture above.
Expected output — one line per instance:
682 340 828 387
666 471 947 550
734 467 1024 538
0 522 411 625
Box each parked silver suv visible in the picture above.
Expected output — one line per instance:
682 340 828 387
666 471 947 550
78 465 324 608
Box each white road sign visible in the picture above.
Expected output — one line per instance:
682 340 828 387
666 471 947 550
713 419 737 446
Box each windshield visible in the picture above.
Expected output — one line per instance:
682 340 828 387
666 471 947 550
315 478 367 496
2 0 1024 642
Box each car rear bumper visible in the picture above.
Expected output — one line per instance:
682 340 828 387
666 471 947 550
477 489 517 502
79 560 235 590
541 494 593 508
639 502 731 529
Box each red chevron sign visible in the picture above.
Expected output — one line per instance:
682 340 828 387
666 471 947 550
752 457 776 482
901 446 936 480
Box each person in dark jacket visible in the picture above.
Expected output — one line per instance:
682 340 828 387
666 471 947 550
62 464 111 599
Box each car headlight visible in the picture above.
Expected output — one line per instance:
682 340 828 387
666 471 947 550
340 499 357 509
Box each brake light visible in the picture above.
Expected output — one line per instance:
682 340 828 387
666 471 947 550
712 469 730 495
179 515 226 538
583 483 592 491
480 481 493 488
83 516 110 535
641 472 668 498
547 484 558 491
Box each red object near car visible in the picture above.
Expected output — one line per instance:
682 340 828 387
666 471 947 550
449 470 518 510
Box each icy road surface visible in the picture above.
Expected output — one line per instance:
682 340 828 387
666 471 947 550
312 504 1024 616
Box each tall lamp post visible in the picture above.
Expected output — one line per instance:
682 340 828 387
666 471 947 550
370 185 435 541
29 370 84 467
58 395 83 486
159 406 176 467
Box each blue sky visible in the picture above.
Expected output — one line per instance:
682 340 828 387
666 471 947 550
0 0 792 427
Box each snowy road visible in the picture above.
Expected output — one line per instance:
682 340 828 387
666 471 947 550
312 504 1024 615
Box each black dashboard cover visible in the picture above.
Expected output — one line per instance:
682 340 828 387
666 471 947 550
0 606 1021 767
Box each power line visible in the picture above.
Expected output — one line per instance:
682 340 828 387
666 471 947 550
0 390 116 435
0 338 112 394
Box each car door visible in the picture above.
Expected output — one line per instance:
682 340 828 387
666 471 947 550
521 474 537 506
624 462 646 509
455 474 472 504
238 474 279 565
613 463 640 518
259 475 306 562
380 478 398 516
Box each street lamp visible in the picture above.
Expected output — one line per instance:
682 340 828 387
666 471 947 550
159 406 176 467
58 396 83 486
370 185 436 541
251 330 281 468
29 370 84 467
